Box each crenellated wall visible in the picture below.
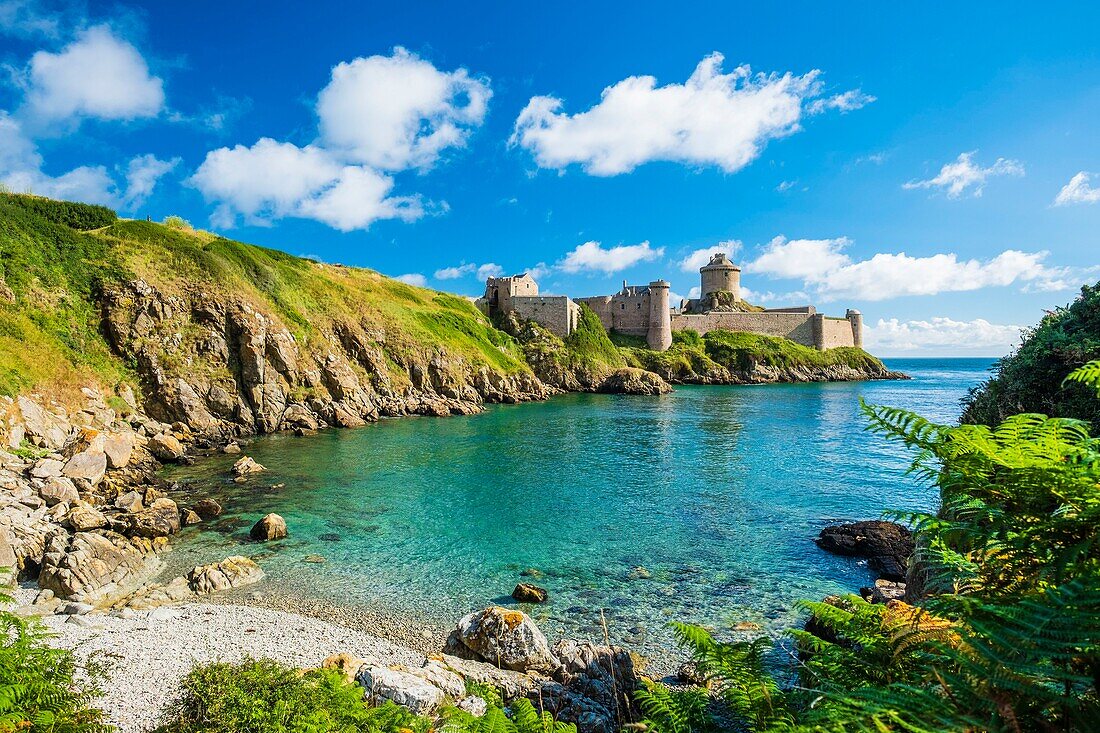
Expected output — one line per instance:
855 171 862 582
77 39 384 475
670 310 862 350
509 296 580 338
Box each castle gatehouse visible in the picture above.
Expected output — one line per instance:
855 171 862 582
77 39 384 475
475 253 862 352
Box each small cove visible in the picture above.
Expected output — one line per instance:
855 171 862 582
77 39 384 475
163 358 993 663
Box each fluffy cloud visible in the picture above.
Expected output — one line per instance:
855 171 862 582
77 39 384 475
1053 172 1100 206
677 240 741 272
22 25 165 126
317 47 490 171
394 273 428 287
433 262 505 280
0 0 61 38
193 48 486 232
806 89 875 115
188 138 424 231
121 153 179 207
559 240 664 274
511 53 868 176
747 235 1081 301
865 317 1023 352
903 151 1024 198
0 111 172 208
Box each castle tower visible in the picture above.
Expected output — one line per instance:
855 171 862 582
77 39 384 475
700 252 741 301
846 309 864 349
647 280 673 351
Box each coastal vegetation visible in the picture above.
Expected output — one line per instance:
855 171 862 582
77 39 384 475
637 360 1100 731
962 282 1100 428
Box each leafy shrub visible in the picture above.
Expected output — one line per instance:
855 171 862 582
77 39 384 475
962 281 1100 427
1 194 116 231
162 216 192 231
0 590 113 732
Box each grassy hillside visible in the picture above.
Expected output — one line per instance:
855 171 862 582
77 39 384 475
0 194 527 403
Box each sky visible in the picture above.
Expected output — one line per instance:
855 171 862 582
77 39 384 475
1 1 1099 356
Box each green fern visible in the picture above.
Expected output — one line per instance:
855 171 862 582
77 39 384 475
1063 359 1100 396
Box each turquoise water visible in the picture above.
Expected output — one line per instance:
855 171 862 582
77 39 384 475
166 358 994 659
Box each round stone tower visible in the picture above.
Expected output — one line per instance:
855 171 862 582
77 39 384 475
647 280 673 352
700 253 741 301
846 309 864 349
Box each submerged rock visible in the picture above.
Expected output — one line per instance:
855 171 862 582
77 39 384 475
512 582 548 603
233 456 266 476
193 498 222 518
250 513 287 541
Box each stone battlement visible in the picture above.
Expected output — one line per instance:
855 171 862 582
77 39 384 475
475 253 863 351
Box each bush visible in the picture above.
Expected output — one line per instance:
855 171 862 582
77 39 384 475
162 216 192 231
962 281 1100 427
0 591 113 732
0 194 116 231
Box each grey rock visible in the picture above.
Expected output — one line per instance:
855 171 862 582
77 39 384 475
60 601 95 615
233 456 265 476
39 476 79 506
62 450 107 486
30 458 65 479
115 490 144 512
127 498 181 538
357 665 445 715
456 696 488 717
103 432 135 469
453 606 559 673
38 530 162 603
187 556 265 594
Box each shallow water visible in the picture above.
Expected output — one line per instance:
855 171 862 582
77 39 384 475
165 358 994 660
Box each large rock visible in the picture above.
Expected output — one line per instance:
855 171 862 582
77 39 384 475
148 433 185 461
187 555 264 594
39 476 79 506
549 639 638 725
452 606 559 673
66 500 107 531
512 583 548 603
0 529 16 586
62 450 107 486
357 665 445 715
250 513 287 541
17 396 69 450
38 530 162 604
193 498 222 518
233 456 265 476
815 520 914 582
30 458 64 479
596 368 672 396
127 498 181 538
103 432 135 469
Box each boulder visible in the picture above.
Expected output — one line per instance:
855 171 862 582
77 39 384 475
250 513 287 541
149 433 185 461
62 450 107 486
281 404 319 431
405 659 466 698
596 368 673 396
322 652 367 683
550 639 639 727
66 501 107 531
452 606 559 673
38 530 162 604
862 579 907 604
17 396 69 449
30 458 65 479
39 476 79 506
114 490 144 512
127 498 181 538
187 555 264 594
512 583 548 603
233 456 266 476
435 654 537 702
181 509 202 526
103 432 135 469
455 696 488 717
815 520 913 582
193 498 223 518
357 665 445 715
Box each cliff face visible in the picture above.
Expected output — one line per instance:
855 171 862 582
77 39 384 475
100 279 551 441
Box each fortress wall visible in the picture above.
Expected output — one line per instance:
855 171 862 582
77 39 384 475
671 312 817 346
817 317 858 349
576 296 614 331
510 296 576 338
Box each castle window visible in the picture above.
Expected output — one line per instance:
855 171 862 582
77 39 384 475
620 303 625 310
637 303 642 309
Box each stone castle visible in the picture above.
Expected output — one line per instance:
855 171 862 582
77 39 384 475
476 252 863 352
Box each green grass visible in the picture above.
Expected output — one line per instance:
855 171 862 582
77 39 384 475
563 305 626 371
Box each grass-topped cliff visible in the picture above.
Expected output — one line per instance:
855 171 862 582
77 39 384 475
0 193 893 433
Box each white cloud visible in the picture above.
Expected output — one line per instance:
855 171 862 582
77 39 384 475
903 151 1024 198
688 286 700 298
776 180 797 192
747 235 1084 301
0 0 61 38
806 89 875 115
865 317 1023 352
559 240 664 274
22 25 164 126
121 153 178 208
524 262 554 281
677 240 741 272
1053 172 1100 206
317 47 490 171
188 138 424 232
511 52 867 176
434 263 476 280
0 111 170 209
476 263 503 279
394 273 428 287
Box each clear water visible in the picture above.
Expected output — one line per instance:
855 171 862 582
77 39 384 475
165 358 994 660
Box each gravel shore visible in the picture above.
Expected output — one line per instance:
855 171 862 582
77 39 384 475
23 593 426 733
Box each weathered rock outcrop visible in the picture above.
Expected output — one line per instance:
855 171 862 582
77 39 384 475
38 529 164 605
450 606 560 673
816 520 914 581
596 368 672 395
187 555 265 594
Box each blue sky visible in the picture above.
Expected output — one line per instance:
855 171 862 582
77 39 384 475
1 1 1098 356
